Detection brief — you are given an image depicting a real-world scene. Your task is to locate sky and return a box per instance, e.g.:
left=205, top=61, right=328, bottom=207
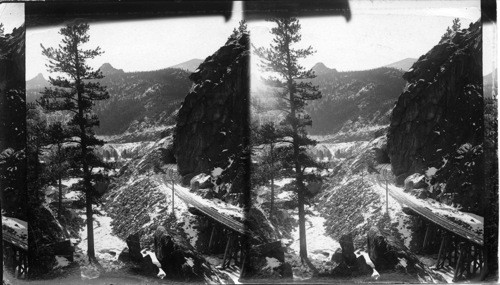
left=250, top=0, right=491, bottom=74
left=23, top=0, right=495, bottom=80
left=26, top=2, right=244, bottom=79
left=0, top=3, right=24, bottom=34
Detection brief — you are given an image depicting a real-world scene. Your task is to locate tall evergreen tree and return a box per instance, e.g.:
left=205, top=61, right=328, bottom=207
left=254, top=17, right=321, bottom=265
left=45, top=122, right=72, bottom=219
left=39, top=22, right=109, bottom=261
left=253, top=121, right=286, bottom=220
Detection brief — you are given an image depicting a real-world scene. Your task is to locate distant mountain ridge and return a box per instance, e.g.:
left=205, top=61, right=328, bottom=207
left=306, top=66, right=407, bottom=137
left=168, top=58, right=204, bottom=72
left=252, top=61, right=408, bottom=139
left=27, top=63, right=193, bottom=141
left=383, top=58, right=418, bottom=71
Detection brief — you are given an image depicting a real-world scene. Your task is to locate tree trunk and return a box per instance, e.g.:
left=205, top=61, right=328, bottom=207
left=58, top=143, right=62, bottom=219
left=58, top=177, right=62, bottom=219
left=269, top=143, right=275, bottom=221
left=85, top=175, right=95, bottom=260
left=75, top=50, right=95, bottom=261
left=283, top=20, right=308, bottom=261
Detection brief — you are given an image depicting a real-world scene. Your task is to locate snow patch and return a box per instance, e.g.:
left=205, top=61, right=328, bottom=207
left=263, top=257, right=281, bottom=270
left=54, top=256, right=70, bottom=269
left=425, top=167, right=438, bottom=178
left=211, top=167, right=223, bottom=178
left=185, top=257, right=195, bottom=267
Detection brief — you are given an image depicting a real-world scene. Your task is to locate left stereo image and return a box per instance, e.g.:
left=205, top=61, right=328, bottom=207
left=0, top=2, right=28, bottom=283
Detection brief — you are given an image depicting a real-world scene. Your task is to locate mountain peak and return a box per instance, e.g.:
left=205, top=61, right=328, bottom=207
left=26, top=73, right=50, bottom=90
left=99, top=63, right=125, bottom=75
left=33, top=73, right=45, bottom=80
left=312, top=62, right=336, bottom=75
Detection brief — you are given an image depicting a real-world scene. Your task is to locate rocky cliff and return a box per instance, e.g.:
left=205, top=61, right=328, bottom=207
left=174, top=30, right=250, bottom=186
left=0, top=25, right=26, bottom=219
left=387, top=21, right=483, bottom=212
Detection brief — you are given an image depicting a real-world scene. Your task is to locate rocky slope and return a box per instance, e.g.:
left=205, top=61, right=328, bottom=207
left=174, top=29, right=250, bottom=187
left=102, top=135, right=230, bottom=282
left=387, top=20, right=483, bottom=213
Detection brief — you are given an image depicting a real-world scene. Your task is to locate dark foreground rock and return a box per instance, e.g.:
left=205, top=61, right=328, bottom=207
left=367, top=227, right=445, bottom=282
left=154, top=226, right=209, bottom=281
left=126, top=233, right=143, bottom=263
left=247, top=241, right=292, bottom=279
left=330, top=234, right=373, bottom=277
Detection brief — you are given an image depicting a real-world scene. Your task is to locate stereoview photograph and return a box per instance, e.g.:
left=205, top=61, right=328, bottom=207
left=0, top=0, right=497, bottom=284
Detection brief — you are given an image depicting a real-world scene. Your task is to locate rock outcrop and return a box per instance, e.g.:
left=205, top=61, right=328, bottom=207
left=154, top=226, right=206, bottom=280
left=104, top=136, right=228, bottom=282
left=330, top=234, right=373, bottom=277
left=387, top=21, right=483, bottom=212
left=174, top=30, right=249, bottom=185
left=367, top=227, right=445, bottom=282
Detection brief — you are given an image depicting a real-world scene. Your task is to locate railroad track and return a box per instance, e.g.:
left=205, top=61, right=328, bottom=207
left=155, top=176, right=249, bottom=236
left=377, top=164, right=483, bottom=246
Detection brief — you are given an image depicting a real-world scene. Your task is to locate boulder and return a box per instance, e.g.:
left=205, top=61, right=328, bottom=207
left=330, top=234, right=373, bottom=277
left=126, top=232, right=143, bottom=263
left=141, top=254, right=160, bottom=276
left=367, top=227, right=399, bottom=271
left=356, top=255, right=374, bottom=275
left=404, top=173, right=427, bottom=191
left=154, top=226, right=175, bottom=274
left=118, top=247, right=131, bottom=263
left=366, top=226, right=446, bottom=282
left=190, top=174, right=213, bottom=191
left=330, top=248, right=343, bottom=264
left=339, top=234, right=357, bottom=266
left=153, top=226, right=206, bottom=280
left=248, top=241, right=290, bottom=278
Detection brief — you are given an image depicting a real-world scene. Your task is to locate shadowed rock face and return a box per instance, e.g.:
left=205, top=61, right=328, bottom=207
left=0, top=26, right=26, bottom=219
left=174, top=31, right=250, bottom=184
left=387, top=21, right=483, bottom=212
left=0, top=25, right=25, bottom=151
left=367, top=227, right=445, bottom=282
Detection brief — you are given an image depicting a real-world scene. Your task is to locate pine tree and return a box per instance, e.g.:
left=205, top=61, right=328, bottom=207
left=45, top=122, right=72, bottom=219
left=441, top=18, right=462, bottom=42
left=253, top=121, right=286, bottom=220
left=39, top=22, right=109, bottom=261
left=254, top=17, right=321, bottom=265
